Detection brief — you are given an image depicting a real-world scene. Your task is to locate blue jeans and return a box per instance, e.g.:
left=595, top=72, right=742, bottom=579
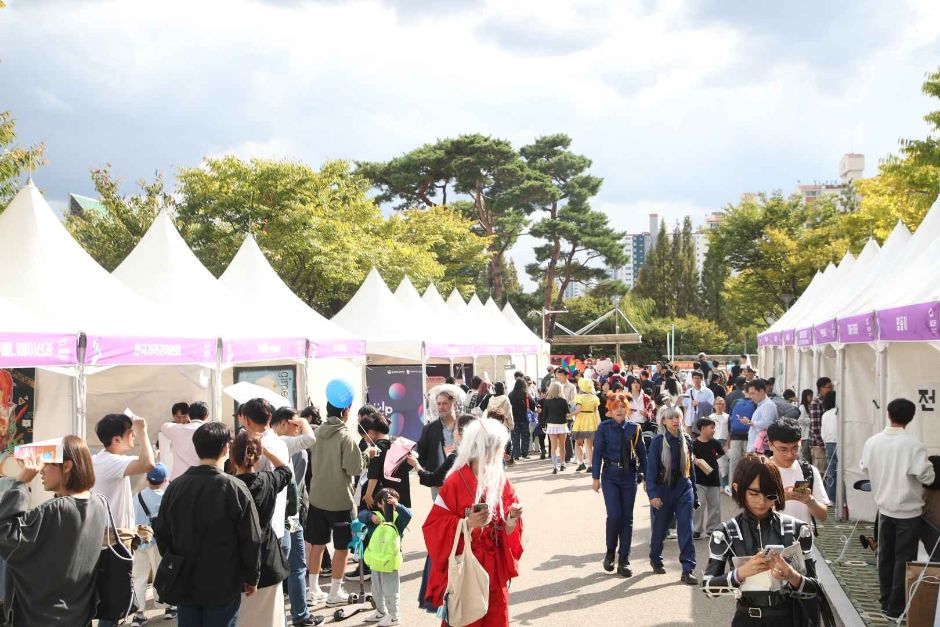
left=284, top=524, right=310, bottom=621
left=177, top=601, right=240, bottom=627
left=824, top=442, right=838, bottom=503
left=601, top=466, right=638, bottom=557
left=649, top=480, right=696, bottom=573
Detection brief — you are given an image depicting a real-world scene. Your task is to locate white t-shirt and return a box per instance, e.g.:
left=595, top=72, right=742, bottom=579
left=821, top=408, right=838, bottom=444
left=91, top=450, right=136, bottom=529
left=710, top=412, right=729, bottom=441
left=160, top=420, right=205, bottom=481
left=776, top=460, right=830, bottom=526
left=257, top=428, right=290, bottom=539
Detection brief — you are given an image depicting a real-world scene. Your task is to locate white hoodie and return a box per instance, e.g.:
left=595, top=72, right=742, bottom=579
left=860, top=426, right=935, bottom=519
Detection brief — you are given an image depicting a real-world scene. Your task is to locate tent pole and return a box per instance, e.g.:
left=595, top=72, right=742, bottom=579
left=492, top=355, right=498, bottom=385
left=835, top=346, right=846, bottom=520
left=301, top=340, right=311, bottom=410
left=421, top=343, right=428, bottom=424
left=74, top=334, right=87, bottom=437
left=449, top=357, right=455, bottom=379
left=211, top=339, right=223, bottom=422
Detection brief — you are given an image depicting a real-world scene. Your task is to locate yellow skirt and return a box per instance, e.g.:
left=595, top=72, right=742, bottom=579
left=571, top=412, right=599, bottom=438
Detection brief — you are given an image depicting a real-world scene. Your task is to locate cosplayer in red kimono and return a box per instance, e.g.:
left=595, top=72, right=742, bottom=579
left=422, top=418, right=524, bottom=626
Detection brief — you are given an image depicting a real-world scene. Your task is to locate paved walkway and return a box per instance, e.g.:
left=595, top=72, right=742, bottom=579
left=133, top=455, right=748, bottom=625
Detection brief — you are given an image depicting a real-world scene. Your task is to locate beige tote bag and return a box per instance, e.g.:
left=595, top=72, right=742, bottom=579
left=445, top=517, right=490, bottom=626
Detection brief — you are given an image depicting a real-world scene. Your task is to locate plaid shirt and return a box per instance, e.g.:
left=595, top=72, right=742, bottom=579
left=809, top=395, right=825, bottom=447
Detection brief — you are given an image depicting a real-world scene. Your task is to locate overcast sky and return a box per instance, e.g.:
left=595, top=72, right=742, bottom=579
left=2, top=0, right=939, bottom=287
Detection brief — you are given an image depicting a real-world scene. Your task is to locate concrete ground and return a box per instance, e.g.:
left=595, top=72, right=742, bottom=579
left=133, top=452, right=739, bottom=625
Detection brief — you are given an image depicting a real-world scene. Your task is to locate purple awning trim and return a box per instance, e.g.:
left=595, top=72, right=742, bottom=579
left=814, top=319, right=838, bottom=344
left=796, top=327, right=815, bottom=347
left=223, top=338, right=306, bottom=363
left=309, top=339, right=367, bottom=359
left=876, top=301, right=940, bottom=342
left=0, top=332, right=78, bottom=367
left=837, top=312, right=877, bottom=344
left=86, top=335, right=217, bottom=365
left=781, top=329, right=795, bottom=346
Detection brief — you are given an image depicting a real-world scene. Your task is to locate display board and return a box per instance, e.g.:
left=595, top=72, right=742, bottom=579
left=366, top=365, right=425, bottom=441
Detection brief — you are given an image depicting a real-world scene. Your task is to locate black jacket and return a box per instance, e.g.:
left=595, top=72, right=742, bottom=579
left=702, top=511, right=820, bottom=624
left=155, top=465, right=262, bottom=605
left=236, top=466, right=292, bottom=587
left=417, top=452, right=457, bottom=489
left=416, top=418, right=449, bottom=474
left=509, top=392, right=528, bottom=427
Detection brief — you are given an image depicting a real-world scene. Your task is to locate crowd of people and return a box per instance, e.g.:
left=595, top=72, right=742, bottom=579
left=0, top=351, right=936, bottom=626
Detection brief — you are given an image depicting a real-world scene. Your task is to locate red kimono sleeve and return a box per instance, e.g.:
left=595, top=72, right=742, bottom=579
left=421, top=473, right=465, bottom=607
left=499, top=480, right=523, bottom=579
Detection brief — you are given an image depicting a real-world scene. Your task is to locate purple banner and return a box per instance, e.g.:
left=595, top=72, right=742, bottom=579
left=86, top=336, right=217, bottom=365
left=814, top=319, right=838, bottom=344
left=796, top=327, right=815, bottom=347
left=876, top=301, right=940, bottom=342
left=308, top=339, right=367, bottom=359
left=838, top=312, right=877, bottom=344
left=782, top=329, right=795, bottom=346
left=0, top=333, right=78, bottom=367
left=425, top=343, right=477, bottom=358
left=223, top=338, right=307, bottom=364
left=770, top=331, right=782, bottom=346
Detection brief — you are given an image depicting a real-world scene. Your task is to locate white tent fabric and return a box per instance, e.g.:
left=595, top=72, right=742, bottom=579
left=0, top=183, right=212, bottom=366
left=332, top=269, right=425, bottom=361
left=833, top=221, right=912, bottom=322
left=219, top=235, right=366, bottom=359
left=0, top=296, right=78, bottom=367
left=394, top=277, right=475, bottom=359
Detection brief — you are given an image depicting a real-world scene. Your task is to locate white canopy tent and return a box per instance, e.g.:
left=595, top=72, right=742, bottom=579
left=219, top=235, right=367, bottom=413
left=757, top=190, right=940, bottom=522
left=501, top=301, right=551, bottom=379
left=0, top=183, right=218, bottom=446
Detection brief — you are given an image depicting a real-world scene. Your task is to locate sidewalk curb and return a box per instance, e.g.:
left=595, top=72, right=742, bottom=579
left=815, top=547, right=866, bottom=627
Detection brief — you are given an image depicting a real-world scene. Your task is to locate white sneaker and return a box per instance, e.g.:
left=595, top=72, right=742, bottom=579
left=378, top=616, right=400, bottom=626
left=365, top=611, right=387, bottom=623
left=307, top=589, right=328, bottom=605
left=326, top=588, right=350, bottom=606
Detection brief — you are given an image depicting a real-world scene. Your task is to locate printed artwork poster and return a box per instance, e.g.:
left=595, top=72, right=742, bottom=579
left=366, top=366, right=425, bottom=442
left=234, top=365, right=297, bottom=415
left=0, top=368, right=36, bottom=460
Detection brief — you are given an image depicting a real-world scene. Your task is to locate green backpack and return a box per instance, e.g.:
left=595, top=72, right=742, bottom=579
left=364, top=511, right=402, bottom=573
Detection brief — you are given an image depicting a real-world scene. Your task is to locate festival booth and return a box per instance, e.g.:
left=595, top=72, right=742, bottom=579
left=501, top=301, right=552, bottom=380
left=758, top=190, right=940, bottom=522
left=218, top=235, right=367, bottom=416
left=0, top=183, right=219, bottom=502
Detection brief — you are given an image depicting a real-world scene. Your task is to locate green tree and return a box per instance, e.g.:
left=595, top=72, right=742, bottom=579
left=897, top=66, right=940, bottom=170
left=358, top=134, right=550, bottom=300
left=65, top=165, right=172, bottom=271
left=521, top=134, right=626, bottom=339
left=634, top=221, right=675, bottom=317
left=0, top=111, right=45, bottom=206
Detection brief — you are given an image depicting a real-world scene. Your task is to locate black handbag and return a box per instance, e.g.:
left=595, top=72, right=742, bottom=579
left=95, top=495, right=139, bottom=622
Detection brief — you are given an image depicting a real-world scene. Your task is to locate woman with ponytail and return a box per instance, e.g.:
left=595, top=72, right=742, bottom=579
left=229, top=431, right=312, bottom=625
left=646, top=406, right=699, bottom=585
left=422, top=419, right=524, bottom=626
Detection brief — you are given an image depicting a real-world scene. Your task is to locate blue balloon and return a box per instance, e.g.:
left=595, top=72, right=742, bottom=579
left=326, top=378, right=354, bottom=409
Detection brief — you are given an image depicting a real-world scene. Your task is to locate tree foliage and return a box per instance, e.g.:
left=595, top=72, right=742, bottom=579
left=634, top=218, right=700, bottom=319
left=521, top=134, right=627, bottom=338
left=67, top=157, right=488, bottom=316
left=357, top=134, right=551, bottom=300
left=65, top=165, right=172, bottom=271
left=0, top=111, right=45, bottom=206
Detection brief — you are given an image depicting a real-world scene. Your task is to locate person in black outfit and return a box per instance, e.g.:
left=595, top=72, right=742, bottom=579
left=155, top=422, right=263, bottom=626
left=708, top=372, right=727, bottom=400
left=415, top=392, right=458, bottom=491
left=508, top=378, right=531, bottom=459
left=542, top=381, right=572, bottom=474
left=361, top=414, right=413, bottom=509
left=702, top=454, right=820, bottom=626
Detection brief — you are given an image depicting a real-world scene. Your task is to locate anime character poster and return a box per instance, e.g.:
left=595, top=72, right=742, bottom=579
left=0, top=368, right=35, bottom=459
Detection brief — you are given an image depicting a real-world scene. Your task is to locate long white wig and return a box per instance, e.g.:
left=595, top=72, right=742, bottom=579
left=448, top=417, right=511, bottom=517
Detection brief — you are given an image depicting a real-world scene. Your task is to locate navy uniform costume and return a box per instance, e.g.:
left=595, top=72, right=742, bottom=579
left=702, top=511, right=820, bottom=626
left=592, top=419, right=647, bottom=573
left=646, top=430, right=698, bottom=575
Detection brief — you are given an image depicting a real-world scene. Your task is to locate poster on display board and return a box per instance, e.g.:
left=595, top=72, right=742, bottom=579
left=0, top=368, right=35, bottom=465
left=234, top=365, right=297, bottom=415
left=366, top=366, right=425, bottom=442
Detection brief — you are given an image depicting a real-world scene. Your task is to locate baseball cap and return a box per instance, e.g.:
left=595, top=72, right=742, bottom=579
left=147, top=463, right=168, bottom=484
